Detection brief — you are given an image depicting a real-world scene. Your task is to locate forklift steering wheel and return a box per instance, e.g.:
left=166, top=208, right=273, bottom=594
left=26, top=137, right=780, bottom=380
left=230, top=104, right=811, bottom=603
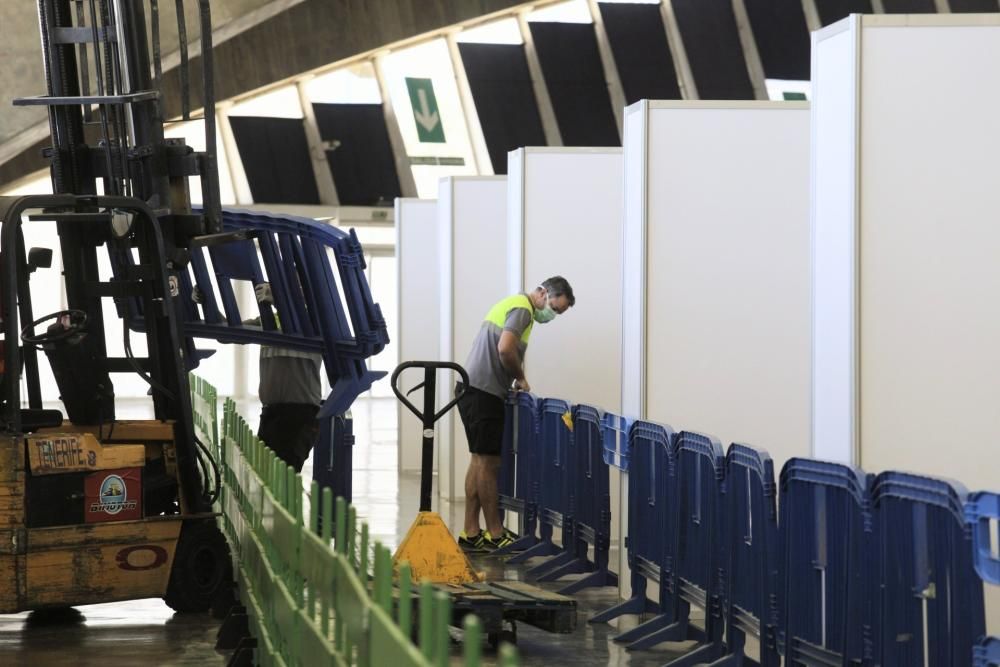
left=20, top=309, right=89, bottom=347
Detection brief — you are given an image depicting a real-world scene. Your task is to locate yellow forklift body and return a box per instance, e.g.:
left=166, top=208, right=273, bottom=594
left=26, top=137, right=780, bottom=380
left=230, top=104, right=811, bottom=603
left=20, top=518, right=182, bottom=611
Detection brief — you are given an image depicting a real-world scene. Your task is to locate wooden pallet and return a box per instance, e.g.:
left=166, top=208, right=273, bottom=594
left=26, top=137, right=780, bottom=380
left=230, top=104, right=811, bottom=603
left=436, top=580, right=577, bottom=635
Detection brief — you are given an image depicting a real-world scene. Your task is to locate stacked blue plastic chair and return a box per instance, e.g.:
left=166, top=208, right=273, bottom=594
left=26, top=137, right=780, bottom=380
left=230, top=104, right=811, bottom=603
left=975, top=638, right=1000, bottom=666
left=174, top=208, right=388, bottom=502
left=779, top=459, right=874, bottom=666
left=543, top=404, right=618, bottom=594
left=872, top=472, right=984, bottom=666
left=705, top=444, right=780, bottom=667
left=624, top=431, right=726, bottom=662
left=495, top=391, right=540, bottom=555
left=969, top=490, right=1000, bottom=666
left=601, top=413, right=632, bottom=472
left=588, top=414, right=657, bottom=626
left=606, top=420, right=677, bottom=640
left=510, top=398, right=574, bottom=568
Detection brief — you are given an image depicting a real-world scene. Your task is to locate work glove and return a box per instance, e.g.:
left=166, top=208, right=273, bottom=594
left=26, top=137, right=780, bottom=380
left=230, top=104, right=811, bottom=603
left=254, top=282, right=274, bottom=305
left=191, top=285, right=204, bottom=304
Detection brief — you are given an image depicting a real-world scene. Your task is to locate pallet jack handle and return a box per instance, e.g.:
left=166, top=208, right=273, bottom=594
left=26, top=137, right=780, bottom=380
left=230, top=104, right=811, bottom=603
left=391, top=361, right=469, bottom=512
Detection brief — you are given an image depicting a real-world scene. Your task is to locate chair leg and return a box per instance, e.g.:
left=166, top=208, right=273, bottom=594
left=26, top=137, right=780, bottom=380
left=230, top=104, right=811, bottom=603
left=662, top=640, right=726, bottom=667
left=558, top=567, right=617, bottom=595
left=536, top=557, right=591, bottom=582
left=613, top=613, right=672, bottom=644
left=525, top=550, right=575, bottom=577
left=588, top=592, right=655, bottom=624
left=507, top=538, right=558, bottom=564
left=624, top=619, right=689, bottom=651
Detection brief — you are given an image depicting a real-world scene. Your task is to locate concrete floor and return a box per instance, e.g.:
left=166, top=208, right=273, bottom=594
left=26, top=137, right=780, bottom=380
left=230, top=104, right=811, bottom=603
left=0, top=396, right=695, bottom=666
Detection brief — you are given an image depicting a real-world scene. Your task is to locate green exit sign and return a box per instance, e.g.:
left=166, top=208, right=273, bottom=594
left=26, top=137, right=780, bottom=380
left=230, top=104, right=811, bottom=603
left=405, top=77, right=446, bottom=143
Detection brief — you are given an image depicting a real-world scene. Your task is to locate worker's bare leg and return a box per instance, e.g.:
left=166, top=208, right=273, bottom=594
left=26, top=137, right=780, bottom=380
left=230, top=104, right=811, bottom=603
left=464, top=454, right=482, bottom=536
left=478, top=454, right=503, bottom=536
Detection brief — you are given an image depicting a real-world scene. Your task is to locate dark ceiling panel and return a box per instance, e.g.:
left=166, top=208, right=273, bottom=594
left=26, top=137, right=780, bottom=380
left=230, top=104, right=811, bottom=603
left=671, top=0, right=754, bottom=99
left=457, top=42, right=547, bottom=174
left=815, top=0, right=873, bottom=26
left=949, top=0, right=999, bottom=11
left=744, top=0, right=811, bottom=81
left=312, top=103, right=401, bottom=206
left=881, top=0, right=936, bottom=11
left=598, top=2, right=681, bottom=104
left=528, top=21, right=621, bottom=146
left=228, top=116, right=320, bottom=205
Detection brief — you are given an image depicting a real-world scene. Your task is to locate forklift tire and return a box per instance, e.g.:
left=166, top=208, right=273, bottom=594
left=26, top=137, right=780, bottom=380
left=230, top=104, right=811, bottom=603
left=164, top=520, right=233, bottom=613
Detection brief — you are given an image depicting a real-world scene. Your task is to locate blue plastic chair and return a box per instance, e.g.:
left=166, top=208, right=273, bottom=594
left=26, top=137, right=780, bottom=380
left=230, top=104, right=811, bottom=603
left=509, top=398, right=574, bottom=567
left=873, top=471, right=984, bottom=667
left=545, top=404, right=618, bottom=594
left=628, top=431, right=726, bottom=662
left=974, top=637, right=1000, bottom=666
left=180, top=208, right=388, bottom=417
left=705, top=444, right=780, bottom=667
left=779, top=459, right=874, bottom=666
left=162, top=208, right=388, bottom=502
left=494, top=391, right=541, bottom=555
left=967, top=491, right=1000, bottom=587
left=592, top=420, right=673, bottom=627
left=602, top=412, right=632, bottom=472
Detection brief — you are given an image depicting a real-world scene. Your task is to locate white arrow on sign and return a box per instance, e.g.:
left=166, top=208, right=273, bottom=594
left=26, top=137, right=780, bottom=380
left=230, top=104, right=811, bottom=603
left=414, top=89, right=440, bottom=133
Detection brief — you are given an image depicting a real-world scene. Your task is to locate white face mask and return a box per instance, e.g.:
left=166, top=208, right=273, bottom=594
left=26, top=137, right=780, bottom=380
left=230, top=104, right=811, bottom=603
left=533, top=289, right=557, bottom=324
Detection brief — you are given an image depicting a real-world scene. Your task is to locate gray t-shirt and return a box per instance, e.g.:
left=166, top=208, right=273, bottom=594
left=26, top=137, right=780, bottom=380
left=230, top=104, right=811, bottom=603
left=465, top=304, right=533, bottom=398
left=259, top=346, right=323, bottom=406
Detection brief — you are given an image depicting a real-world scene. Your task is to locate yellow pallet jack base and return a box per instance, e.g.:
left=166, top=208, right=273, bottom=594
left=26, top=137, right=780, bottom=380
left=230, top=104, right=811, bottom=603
left=393, top=511, right=482, bottom=584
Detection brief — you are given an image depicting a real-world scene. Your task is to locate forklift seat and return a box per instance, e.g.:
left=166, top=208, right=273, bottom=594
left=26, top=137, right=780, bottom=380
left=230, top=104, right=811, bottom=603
left=20, top=409, right=63, bottom=432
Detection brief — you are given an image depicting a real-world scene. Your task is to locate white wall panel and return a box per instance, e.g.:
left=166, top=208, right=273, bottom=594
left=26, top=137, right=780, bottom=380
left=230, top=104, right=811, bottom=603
left=637, top=101, right=811, bottom=471
left=811, top=15, right=1000, bottom=631
left=395, top=198, right=438, bottom=472
left=437, top=176, right=508, bottom=502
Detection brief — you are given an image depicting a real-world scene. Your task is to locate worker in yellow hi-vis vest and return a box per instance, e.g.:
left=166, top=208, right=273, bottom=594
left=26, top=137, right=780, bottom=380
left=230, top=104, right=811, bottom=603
left=456, top=276, right=575, bottom=552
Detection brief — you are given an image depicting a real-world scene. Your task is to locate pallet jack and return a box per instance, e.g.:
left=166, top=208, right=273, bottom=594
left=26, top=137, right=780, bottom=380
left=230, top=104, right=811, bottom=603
left=391, top=361, right=577, bottom=648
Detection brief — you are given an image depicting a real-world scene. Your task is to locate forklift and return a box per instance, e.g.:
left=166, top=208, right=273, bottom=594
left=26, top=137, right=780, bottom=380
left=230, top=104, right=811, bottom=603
left=0, top=0, right=386, bottom=614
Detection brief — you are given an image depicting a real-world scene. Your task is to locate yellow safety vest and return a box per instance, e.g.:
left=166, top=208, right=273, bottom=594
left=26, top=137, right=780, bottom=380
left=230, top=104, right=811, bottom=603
left=484, top=293, right=534, bottom=344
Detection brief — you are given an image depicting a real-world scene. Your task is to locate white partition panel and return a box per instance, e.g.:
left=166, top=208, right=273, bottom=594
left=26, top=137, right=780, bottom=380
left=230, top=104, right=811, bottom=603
left=812, top=15, right=1000, bottom=631
left=813, top=14, right=1000, bottom=484
left=506, top=147, right=624, bottom=410
left=395, top=198, right=438, bottom=472
left=624, top=99, right=811, bottom=466
left=621, top=100, right=811, bottom=600
left=810, top=19, right=859, bottom=465
left=437, top=176, right=508, bottom=502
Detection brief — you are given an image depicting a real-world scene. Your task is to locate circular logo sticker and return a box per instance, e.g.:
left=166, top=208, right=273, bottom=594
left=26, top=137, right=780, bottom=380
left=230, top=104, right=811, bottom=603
left=99, top=474, right=127, bottom=515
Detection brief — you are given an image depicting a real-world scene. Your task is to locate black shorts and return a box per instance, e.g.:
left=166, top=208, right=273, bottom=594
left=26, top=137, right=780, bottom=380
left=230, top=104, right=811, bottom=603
left=456, top=383, right=505, bottom=456
left=258, top=403, right=320, bottom=472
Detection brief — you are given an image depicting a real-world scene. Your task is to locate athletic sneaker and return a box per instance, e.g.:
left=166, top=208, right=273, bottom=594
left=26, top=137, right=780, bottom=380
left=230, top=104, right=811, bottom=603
left=457, top=531, right=490, bottom=552
left=482, top=528, right=516, bottom=550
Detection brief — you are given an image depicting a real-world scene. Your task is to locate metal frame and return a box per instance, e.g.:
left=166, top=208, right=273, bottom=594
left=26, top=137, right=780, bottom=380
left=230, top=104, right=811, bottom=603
left=586, top=0, right=627, bottom=137
left=516, top=11, right=563, bottom=147
left=296, top=80, right=341, bottom=206
left=658, top=1, right=699, bottom=100
left=445, top=33, right=494, bottom=175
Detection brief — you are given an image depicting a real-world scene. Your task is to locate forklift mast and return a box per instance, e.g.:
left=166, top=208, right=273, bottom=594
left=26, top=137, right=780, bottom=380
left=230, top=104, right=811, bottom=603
left=3, top=0, right=388, bottom=514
